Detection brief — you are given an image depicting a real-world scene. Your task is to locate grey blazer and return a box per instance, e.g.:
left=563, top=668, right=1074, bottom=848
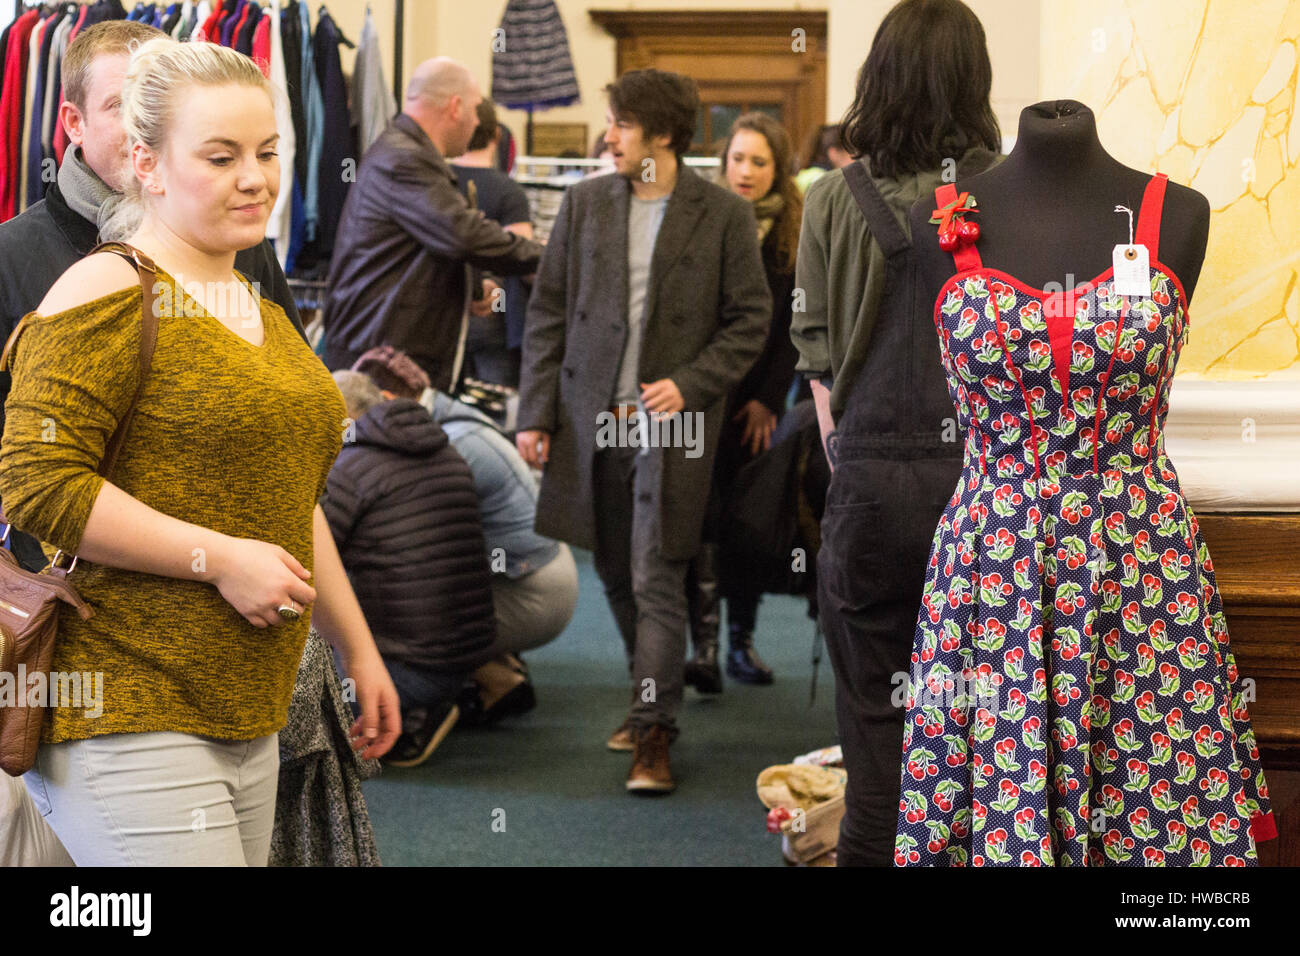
left=517, top=166, right=772, bottom=560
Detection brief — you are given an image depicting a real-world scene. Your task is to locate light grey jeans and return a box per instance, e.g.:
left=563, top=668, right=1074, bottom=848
left=24, top=731, right=279, bottom=866
left=492, top=543, right=579, bottom=655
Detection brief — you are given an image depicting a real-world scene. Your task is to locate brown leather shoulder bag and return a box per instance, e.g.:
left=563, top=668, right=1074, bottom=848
left=0, top=242, right=160, bottom=775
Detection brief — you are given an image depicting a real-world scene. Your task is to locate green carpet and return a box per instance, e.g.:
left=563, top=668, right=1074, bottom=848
left=362, top=548, right=838, bottom=866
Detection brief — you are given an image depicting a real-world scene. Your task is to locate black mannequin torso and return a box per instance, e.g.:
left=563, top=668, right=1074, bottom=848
left=909, top=101, right=1210, bottom=311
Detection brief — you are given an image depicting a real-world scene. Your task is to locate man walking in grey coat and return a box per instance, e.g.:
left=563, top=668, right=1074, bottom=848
left=516, top=69, right=771, bottom=794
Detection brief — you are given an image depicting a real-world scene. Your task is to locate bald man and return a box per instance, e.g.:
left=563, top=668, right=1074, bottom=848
left=322, top=58, right=543, bottom=391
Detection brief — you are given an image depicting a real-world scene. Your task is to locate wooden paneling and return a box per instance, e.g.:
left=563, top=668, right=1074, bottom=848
left=1196, top=513, right=1300, bottom=865
left=589, top=10, right=827, bottom=164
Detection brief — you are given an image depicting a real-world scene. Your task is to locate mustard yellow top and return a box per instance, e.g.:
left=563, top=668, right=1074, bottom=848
left=0, top=268, right=346, bottom=743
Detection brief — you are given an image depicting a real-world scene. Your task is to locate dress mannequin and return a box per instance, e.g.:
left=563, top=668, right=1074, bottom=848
left=890, top=100, right=1275, bottom=867
left=908, top=100, right=1210, bottom=305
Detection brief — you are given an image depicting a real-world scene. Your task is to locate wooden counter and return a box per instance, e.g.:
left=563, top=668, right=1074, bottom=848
left=1196, top=513, right=1300, bottom=866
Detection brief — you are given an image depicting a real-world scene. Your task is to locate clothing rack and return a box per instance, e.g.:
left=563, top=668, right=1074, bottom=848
left=513, top=155, right=720, bottom=242
left=13, top=0, right=80, bottom=18
left=12, top=0, right=403, bottom=86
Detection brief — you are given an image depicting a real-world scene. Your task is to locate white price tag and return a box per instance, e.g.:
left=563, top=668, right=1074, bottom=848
left=1112, top=243, right=1150, bottom=297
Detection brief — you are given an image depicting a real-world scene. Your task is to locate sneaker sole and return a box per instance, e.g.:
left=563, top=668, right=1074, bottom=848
left=607, top=737, right=635, bottom=753
left=482, top=680, right=536, bottom=724
left=626, top=778, right=676, bottom=794
left=384, top=704, right=460, bottom=768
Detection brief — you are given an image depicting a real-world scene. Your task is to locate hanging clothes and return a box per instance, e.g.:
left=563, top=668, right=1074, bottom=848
left=286, top=175, right=305, bottom=274
left=265, top=0, right=296, bottom=268
left=491, top=0, right=580, bottom=112
left=0, top=21, right=11, bottom=117
left=198, top=0, right=224, bottom=41
left=161, top=2, right=182, bottom=34
left=251, top=6, right=270, bottom=71
left=220, top=0, right=245, bottom=47
left=213, top=0, right=235, bottom=43
left=351, top=5, right=394, bottom=156
left=181, top=2, right=204, bottom=40
left=231, top=0, right=255, bottom=52
left=19, top=7, right=57, bottom=216
left=52, top=2, right=92, bottom=168
left=311, top=5, right=352, bottom=258
left=0, top=0, right=135, bottom=224
left=235, top=1, right=261, bottom=55
left=280, top=2, right=306, bottom=189
left=296, top=0, right=324, bottom=243
left=0, top=8, right=42, bottom=224
left=39, top=11, right=77, bottom=202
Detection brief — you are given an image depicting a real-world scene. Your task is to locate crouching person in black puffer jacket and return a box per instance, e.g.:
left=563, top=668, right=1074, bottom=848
left=325, top=371, right=499, bottom=767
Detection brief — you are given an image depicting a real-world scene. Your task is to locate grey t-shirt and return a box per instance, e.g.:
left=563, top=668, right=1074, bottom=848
left=614, top=193, right=670, bottom=405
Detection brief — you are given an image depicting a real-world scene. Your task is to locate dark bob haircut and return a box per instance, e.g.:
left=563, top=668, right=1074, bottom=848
left=840, top=0, right=1000, bottom=179
left=604, top=69, right=700, bottom=158
left=467, top=98, right=499, bottom=153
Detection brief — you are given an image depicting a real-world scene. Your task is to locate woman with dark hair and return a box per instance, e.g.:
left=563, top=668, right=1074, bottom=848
left=683, top=112, right=802, bottom=690
left=790, top=0, right=1001, bottom=865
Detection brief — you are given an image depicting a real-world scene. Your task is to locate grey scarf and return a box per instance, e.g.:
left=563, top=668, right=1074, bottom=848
left=56, top=147, right=143, bottom=243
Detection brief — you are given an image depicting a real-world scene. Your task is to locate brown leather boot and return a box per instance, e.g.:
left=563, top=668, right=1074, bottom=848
left=626, top=725, right=675, bottom=794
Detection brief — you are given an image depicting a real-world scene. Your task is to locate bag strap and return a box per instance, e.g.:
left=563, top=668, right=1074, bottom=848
left=86, top=241, right=160, bottom=480
left=841, top=159, right=910, bottom=259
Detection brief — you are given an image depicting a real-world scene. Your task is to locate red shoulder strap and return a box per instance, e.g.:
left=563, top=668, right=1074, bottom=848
left=934, top=183, right=982, bottom=273
left=1134, top=173, right=1168, bottom=260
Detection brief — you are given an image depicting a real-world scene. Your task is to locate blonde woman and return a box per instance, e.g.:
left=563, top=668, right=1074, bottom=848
left=0, top=37, right=399, bottom=866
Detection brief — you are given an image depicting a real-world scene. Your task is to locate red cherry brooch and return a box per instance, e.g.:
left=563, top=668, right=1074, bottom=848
left=930, top=192, right=980, bottom=252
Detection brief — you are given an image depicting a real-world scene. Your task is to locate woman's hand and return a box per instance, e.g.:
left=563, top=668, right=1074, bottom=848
left=344, top=651, right=402, bottom=760
left=733, top=399, right=777, bottom=456
left=210, top=536, right=316, bottom=628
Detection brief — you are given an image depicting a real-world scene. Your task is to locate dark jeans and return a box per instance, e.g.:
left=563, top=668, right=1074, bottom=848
left=383, top=658, right=469, bottom=717
left=816, top=456, right=955, bottom=866
left=592, top=445, right=690, bottom=738
left=725, top=588, right=761, bottom=635
left=464, top=312, right=520, bottom=387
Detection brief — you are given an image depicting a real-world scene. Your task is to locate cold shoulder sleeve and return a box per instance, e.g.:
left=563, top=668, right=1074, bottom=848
left=0, top=288, right=143, bottom=553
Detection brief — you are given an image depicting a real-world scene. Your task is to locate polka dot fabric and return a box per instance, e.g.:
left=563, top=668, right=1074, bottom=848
left=894, top=176, right=1274, bottom=867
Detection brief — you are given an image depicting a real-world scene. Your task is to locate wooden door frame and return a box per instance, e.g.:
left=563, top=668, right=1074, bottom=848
left=590, top=10, right=828, bottom=165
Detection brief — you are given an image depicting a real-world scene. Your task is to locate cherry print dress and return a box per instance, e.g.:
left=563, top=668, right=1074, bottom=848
left=894, top=174, right=1275, bottom=867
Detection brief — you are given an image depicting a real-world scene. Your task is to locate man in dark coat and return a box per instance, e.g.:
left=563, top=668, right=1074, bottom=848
left=0, top=19, right=307, bottom=574
left=321, top=57, right=543, bottom=392
left=516, top=69, right=771, bottom=794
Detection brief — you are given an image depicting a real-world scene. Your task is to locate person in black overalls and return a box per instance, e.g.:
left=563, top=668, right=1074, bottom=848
left=801, top=0, right=1002, bottom=866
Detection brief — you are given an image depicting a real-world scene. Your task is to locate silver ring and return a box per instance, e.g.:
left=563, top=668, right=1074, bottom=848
left=277, top=602, right=300, bottom=622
